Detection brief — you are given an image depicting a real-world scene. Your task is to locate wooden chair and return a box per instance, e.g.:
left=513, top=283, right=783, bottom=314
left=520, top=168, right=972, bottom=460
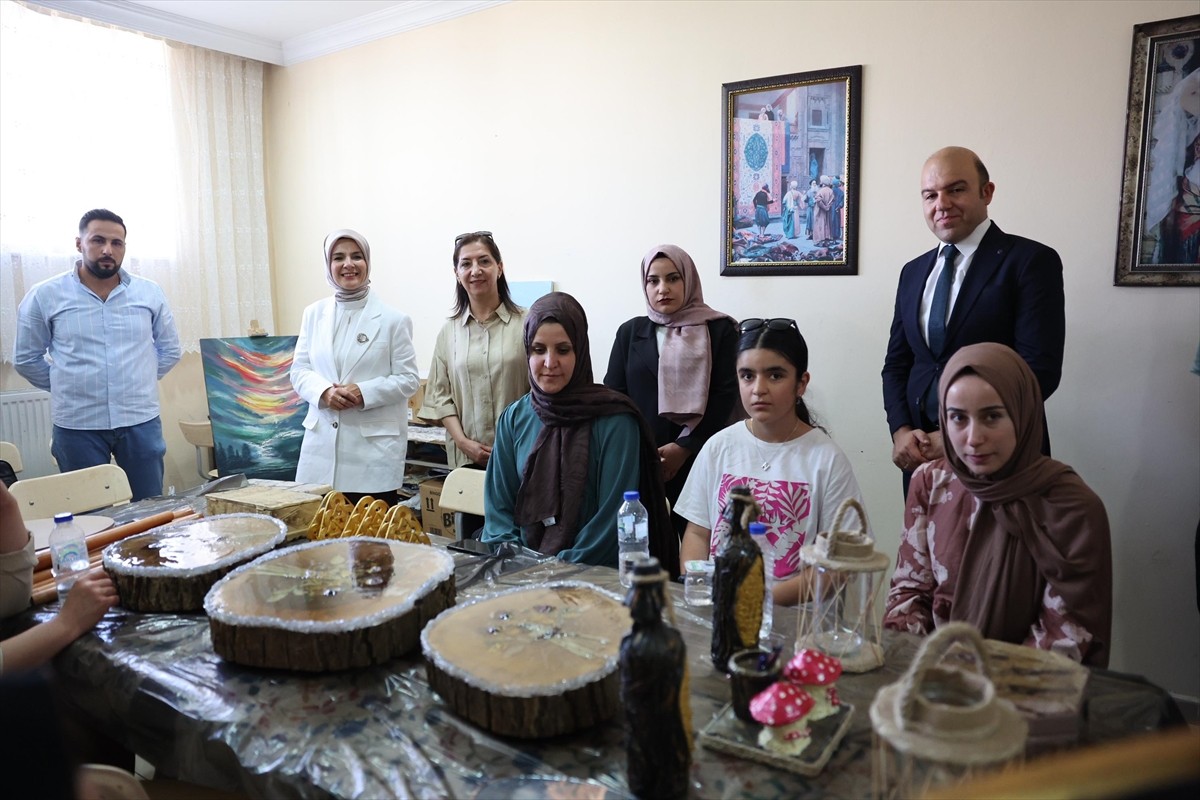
left=9, top=463, right=132, bottom=518
left=438, top=467, right=486, bottom=540
left=0, top=441, right=23, bottom=473
left=178, top=420, right=218, bottom=481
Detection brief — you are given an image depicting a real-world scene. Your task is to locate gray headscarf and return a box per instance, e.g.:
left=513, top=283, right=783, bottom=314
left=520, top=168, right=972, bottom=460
left=323, top=229, right=371, bottom=303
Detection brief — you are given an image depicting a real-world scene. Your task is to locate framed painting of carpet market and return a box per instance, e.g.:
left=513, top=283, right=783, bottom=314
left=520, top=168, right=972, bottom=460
left=1114, top=15, right=1200, bottom=286
left=721, top=64, right=862, bottom=277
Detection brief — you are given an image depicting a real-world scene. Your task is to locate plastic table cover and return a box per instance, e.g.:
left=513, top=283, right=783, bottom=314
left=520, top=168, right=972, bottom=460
left=34, top=547, right=1184, bottom=800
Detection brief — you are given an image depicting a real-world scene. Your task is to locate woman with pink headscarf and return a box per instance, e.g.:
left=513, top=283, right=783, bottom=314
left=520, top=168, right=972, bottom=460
left=605, top=245, right=740, bottom=539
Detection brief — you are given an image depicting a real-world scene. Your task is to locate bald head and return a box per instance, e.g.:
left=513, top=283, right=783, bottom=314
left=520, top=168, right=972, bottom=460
left=920, top=146, right=994, bottom=244
left=925, top=146, right=990, bottom=187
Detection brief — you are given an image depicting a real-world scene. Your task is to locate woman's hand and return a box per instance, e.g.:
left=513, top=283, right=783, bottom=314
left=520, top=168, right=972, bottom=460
left=458, top=438, right=493, bottom=467
left=58, top=569, right=118, bottom=638
left=658, top=443, right=691, bottom=483
left=322, top=383, right=364, bottom=411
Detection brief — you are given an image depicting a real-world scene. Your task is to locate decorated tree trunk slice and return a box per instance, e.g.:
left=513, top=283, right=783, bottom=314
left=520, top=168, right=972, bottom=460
left=103, top=513, right=288, bottom=612
left=205, top=537, right=455, bottom=672
left=421, top=581, right=630, bottom=738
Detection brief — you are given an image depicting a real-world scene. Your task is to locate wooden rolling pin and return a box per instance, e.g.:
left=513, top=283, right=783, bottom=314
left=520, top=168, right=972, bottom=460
left=31, top=509, right=198, bottom=605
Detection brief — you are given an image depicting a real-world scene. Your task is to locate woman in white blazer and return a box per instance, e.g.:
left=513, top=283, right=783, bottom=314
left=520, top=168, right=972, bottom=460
left=290, top=229, right=420, bottom=504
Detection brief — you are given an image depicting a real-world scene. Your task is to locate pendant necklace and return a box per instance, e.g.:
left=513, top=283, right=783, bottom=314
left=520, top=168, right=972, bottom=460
left=750, top=417, right=802, bottom=470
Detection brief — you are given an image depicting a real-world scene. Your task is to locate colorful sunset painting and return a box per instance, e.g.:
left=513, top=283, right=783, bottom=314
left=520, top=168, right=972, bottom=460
left=199, top=336, right=307, bottom=480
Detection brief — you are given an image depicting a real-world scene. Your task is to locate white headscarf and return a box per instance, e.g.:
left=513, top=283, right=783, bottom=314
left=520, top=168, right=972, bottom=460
left=323, top=229, right=371, bottom=303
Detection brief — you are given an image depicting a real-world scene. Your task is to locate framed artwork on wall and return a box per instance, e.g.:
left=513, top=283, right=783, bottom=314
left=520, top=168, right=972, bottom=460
left=1114, top=14, right=1200, bottom=286
left=720, top=65, right=862, bottom=277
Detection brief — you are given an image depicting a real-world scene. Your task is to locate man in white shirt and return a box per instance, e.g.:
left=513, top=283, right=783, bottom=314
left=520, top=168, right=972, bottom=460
left=14, top=209, right=181, bottom=500
left=881, top=147, right=1065, bottom=496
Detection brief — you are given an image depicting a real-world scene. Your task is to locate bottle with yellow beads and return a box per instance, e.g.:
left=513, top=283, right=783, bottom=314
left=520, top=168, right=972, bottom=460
left=711, top=485, right=765, bottom=673
left=620, top=555, right=692, bottom=799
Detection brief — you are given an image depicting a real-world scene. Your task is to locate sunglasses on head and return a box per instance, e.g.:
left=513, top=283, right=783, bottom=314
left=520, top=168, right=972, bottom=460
left=738, top=318, right=798, bottom=335
left=454, top=230, right=493, bottom=245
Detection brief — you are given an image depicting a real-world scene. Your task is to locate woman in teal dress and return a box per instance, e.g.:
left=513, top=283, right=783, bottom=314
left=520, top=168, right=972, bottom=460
left=483, top=292, right=677, bottom=575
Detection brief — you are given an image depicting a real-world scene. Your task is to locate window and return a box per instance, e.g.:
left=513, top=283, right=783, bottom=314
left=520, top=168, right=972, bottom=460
left=1, top=1, right=271, bottom=359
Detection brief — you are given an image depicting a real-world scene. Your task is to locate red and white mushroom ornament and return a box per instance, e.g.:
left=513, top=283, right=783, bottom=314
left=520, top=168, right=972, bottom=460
left=783, top=648, right=843, bottom=721
left=749, top=681, right=815, bottom=756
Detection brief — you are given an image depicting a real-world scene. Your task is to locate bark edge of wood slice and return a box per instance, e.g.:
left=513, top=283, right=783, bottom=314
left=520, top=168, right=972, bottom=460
left=102, top=513, right=288, bottom=613
left=420, top=580, right=630, bottom=738
left=206, top=536, right=456, bottom=672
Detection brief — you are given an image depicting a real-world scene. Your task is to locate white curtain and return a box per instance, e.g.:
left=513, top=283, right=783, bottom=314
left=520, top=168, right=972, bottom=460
left=0, top=1, right=272, bottom=361
left=165, top=43, right=273, bottom=349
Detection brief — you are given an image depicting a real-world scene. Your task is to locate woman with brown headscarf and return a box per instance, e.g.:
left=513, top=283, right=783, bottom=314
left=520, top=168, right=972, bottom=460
left=884, top=343, right=1111, bottom=666
left=483, top=293, right=677, bottom=577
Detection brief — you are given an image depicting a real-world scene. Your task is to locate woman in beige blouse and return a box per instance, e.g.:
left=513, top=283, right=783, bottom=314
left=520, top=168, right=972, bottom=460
left=419, top=232, right=529, bottom=469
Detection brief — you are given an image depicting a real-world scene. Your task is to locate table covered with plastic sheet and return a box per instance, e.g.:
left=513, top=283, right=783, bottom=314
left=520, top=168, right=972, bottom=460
left=39, top=548, right=1185, bottom=800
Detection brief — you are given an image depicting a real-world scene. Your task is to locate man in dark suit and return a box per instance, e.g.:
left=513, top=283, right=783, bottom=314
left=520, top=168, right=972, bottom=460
left=882, top=146, right=1065, bottom=495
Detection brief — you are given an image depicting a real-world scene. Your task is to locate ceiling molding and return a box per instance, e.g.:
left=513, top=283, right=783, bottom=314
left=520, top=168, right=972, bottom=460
left=26, top=0, right=285, bottom=64
left=281, top=0, right=508, bottom=66
left=24, top=0, right=510, bottom=67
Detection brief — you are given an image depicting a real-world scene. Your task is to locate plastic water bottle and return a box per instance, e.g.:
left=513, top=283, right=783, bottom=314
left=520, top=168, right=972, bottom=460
left=49, top=512, right=90, bottom=597
left=617, top=491, right=650, bottom=588
left=749, top=522, right=774, bottom=640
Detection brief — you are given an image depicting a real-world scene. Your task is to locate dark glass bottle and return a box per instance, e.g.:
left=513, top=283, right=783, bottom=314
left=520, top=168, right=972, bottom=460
left=711, top=486, right=765, bottom=672
left=620, top=557, right=692, bottom=799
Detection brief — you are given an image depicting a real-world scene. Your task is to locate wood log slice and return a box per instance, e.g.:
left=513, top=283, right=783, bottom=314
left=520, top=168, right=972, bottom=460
left=421, top=581, right=631, bottom=738
left=103, top=513, right=287, bottom=612
left=205, top=537, right=455, bottom=672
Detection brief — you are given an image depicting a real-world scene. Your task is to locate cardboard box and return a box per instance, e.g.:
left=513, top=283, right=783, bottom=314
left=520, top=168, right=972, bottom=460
left=206, top=486, right=323, bottom=540
left=420, top=478, right=456, bottom=538
left=407, top=379, right=427, bottom=422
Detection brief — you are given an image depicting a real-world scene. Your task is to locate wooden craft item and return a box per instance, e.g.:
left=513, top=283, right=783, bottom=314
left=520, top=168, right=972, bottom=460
left=103, top=513, right=287, bottom=612
left=870, top=623, right=1027, bottom=764
left=31, top=510, right=197, bottom=605
left=206, top=486, right=323, bottom=540
left=35, top=509, right=184, bottom=574
left=307, top=491, right=429, bottom=544
left=421, top=581, right=631, bottom=738
left=979, top=639, right=1088, bottom=750
left=206, top=537, right=455, bottom=672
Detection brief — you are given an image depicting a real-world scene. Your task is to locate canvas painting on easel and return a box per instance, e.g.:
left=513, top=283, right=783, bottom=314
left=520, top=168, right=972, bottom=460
left=199, top=336, right=307, bottom=480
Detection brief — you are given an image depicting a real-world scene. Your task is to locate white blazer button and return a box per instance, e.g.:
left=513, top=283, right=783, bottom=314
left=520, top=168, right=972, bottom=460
left=332, top=421, right=339, bottom=429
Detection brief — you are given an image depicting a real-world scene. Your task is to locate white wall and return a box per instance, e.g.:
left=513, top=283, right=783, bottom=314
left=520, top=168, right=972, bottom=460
left=263, top=0, right=1200, bottom=697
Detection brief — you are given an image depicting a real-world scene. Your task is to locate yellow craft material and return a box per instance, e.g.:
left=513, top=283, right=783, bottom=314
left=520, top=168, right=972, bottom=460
left=307, top=491, right=430, bottom=544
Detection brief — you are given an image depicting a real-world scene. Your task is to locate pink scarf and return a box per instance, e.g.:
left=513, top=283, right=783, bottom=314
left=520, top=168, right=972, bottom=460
left=641, top=245, right=734, bottom=436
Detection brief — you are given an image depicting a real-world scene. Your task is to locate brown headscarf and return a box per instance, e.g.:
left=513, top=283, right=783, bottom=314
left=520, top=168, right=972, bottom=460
left=513, top=292, right=679, bottom=577
left=940, top=343, right=1112, bottom=665
left=323, top=229, right=371, bottom=303
left=641, top=245, right=734, bottom=436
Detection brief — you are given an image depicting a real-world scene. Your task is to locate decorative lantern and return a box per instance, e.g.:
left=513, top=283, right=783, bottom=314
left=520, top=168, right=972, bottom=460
left=870, top=623, right=1027, bottom=800
left=796, top=498, right=889, bottom=672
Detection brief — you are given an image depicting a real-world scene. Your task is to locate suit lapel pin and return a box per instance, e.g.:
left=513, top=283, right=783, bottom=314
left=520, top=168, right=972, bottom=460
left=356, top=333, right=368, bottom=344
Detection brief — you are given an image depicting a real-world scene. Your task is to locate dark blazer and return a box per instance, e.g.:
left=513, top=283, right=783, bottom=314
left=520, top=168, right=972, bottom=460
left=882, top=222, right=1065, bottom=436
left=604, top=316, right=740, bottom=504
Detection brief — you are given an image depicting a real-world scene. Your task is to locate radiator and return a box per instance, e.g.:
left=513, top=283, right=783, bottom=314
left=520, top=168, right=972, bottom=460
left=0, top=389, right=54, bottom=479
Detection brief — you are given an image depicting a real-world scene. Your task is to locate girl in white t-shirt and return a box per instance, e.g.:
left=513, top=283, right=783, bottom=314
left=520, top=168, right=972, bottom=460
left=676, top=318, right=869, bottom=605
